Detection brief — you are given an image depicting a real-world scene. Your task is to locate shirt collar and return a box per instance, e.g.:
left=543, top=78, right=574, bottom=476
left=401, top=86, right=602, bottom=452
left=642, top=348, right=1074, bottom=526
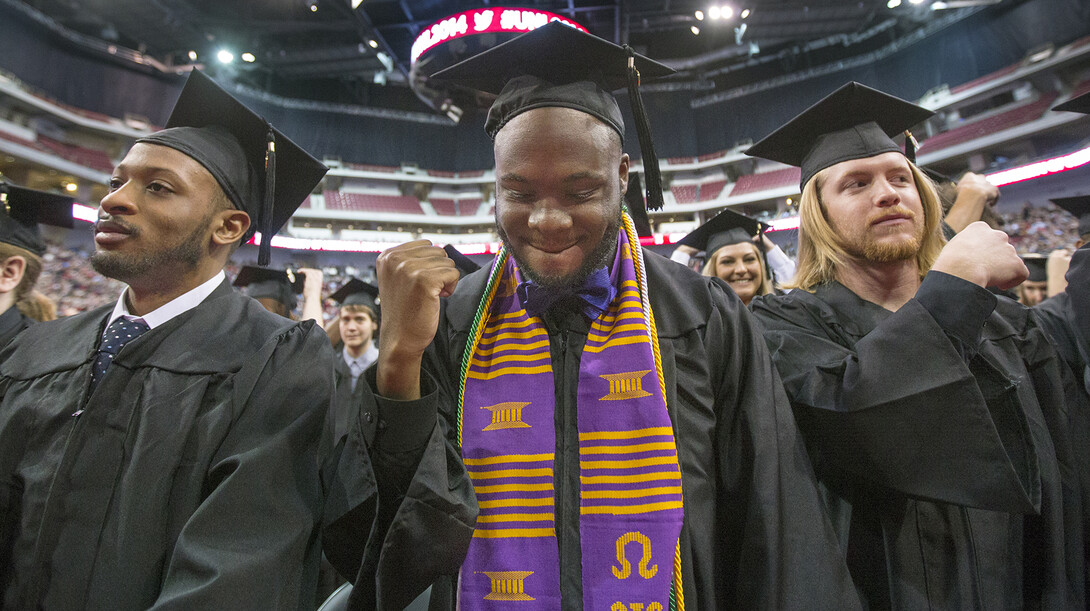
left=342, top=342, right=378, bottom=368
left=107, top=270, right=225, bottom=330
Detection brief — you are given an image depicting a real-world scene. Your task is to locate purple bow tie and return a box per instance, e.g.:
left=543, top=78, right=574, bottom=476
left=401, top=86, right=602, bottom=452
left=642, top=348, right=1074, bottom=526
left=517, top=266, right=616, bottom=319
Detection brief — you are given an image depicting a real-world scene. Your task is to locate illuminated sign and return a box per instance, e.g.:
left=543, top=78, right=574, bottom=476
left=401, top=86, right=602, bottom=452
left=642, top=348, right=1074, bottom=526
left=985, top=144, right=1090, bottom=187
left=411, top=8, right=587, bottom=64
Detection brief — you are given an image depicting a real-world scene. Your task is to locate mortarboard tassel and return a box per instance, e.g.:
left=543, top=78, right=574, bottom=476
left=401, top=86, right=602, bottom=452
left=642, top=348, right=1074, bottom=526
left=904, top=130, right=919, bottom=165
left=259, top=127, right=276, bottom=266
left=625, top=46, right=665, bottom=212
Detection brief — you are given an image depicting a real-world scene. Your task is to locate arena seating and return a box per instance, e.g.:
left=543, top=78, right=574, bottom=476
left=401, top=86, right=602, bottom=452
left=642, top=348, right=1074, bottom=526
left=429, top=198, right=458, bottom=215
left=729, top=167, right=801, bottom=196
left=670, top=184, right=699, bottom=204
left=36, top=136, right=114, bottom=173
left=666, top=156, right=696, bottom=165
left=323, top=190, right=424, bottom=214
left=950, top=62, right=1022, bottom=95
left=697, top=150, right=728, bottom=162
left=919, top=92, right=1059, bottom=153
left=699, top=179, right=728, bottom=201
left=344, top=162, right=398, bottom=173
left=457, top=198, right=483, bottom=216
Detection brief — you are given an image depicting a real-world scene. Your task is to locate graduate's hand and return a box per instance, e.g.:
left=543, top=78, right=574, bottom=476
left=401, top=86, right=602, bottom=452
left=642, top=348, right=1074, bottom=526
left=933, top=221, right=1028, bottom=290
left=956, top=172, right=999, bottom=207
left=299, top=267, right=324, bottom=298
left=374, top=240, right=460, bottom=400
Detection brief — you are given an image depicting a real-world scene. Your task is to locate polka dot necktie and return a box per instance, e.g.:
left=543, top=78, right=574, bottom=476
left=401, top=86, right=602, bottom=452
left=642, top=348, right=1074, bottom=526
left=88, top=317, right=149, bottom=395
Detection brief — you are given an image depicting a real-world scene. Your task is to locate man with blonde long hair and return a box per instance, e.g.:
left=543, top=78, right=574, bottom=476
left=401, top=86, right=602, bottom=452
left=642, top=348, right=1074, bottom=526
left=748, top=82, right=1089, bottom=609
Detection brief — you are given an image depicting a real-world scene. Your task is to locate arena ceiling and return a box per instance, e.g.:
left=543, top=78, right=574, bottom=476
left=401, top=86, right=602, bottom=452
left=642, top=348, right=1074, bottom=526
left=17, top=0, right=1006, bottom=111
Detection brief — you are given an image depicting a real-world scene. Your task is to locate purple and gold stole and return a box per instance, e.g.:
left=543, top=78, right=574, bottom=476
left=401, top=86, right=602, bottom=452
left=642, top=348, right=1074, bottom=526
left=457, top=213, right=685, bottom=610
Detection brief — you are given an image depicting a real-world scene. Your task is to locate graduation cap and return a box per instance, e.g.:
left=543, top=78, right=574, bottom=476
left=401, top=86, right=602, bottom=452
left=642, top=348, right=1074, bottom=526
left=676, top=208, right=769, bottom=260
left=233, top=265, right=304, bottom=311
left=0, top=183, right=75, bottom=256
left=330, top=278, right=380, bottom=313
left=1053, top=90, right=1090, bottom=114
left=1021, top=254, right=1048, bottom=283
left=745, top=82, right=935, bottom=191
left=432, top=21, right=675, bottom=212
left=136, top=70, right=328, bottom=266
left=1051, top=195, right=1090, bottom=237
left=443, top=244, right=482, bottom=277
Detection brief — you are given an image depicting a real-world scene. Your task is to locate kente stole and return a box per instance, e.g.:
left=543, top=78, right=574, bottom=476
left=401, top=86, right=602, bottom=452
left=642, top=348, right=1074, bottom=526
left=458, top=214, right=685, bottom=610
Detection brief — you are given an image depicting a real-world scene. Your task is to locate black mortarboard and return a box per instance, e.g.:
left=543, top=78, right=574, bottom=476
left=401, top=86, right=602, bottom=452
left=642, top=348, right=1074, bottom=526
left=745, top=82, right=935, bottom=190
left=330, top=278, right=380, bottom=312
left=137, top=70, right=327, bottom=266
left=1053, top=90, right=1090, bottom=114
left=443, top=244, right=482, bottom=277
left=233, top=265, right=304, bottom=311
left=1021, top=254, right=1048, bottom=283
left=1051, top=196, right=1090, bottom=237
left=676, top=208, right=768, bottom=259
left=0, top=183, right=75, bottom=256
left=432, top=21, right=675, bottom=211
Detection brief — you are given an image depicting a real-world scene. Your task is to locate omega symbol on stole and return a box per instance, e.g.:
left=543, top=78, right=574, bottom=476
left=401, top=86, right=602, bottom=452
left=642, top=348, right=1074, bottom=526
left=611, top=532, right=663, bottom=610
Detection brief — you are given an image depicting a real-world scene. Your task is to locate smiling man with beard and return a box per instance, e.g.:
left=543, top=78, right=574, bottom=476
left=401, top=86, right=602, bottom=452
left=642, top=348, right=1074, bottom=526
left=322, top=23, right=858, bottom=611
left=0, top=71, right=335, bottom=609
left=748, top=82, right=1090, bottom=609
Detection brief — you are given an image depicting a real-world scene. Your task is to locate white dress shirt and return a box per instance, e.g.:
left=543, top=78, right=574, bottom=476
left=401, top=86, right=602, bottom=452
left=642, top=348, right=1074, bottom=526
left=105, top=270, right=226, bottom=331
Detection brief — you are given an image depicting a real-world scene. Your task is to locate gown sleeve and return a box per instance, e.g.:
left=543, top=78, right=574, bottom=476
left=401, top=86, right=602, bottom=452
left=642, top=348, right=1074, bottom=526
left=150, top=322, right=333, bottom=610
left=750, top=272, right=1041, bottom=513
left=703, top=281, right=862, bottom=610
left=1067, top=244, right=1090, bottom=395
left=326, top=309, right=478, bottom=611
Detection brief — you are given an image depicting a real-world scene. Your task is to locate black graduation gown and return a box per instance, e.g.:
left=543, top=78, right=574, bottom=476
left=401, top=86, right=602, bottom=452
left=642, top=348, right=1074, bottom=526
left=1035, top=244, right=1090, bottom=396
left=751, top=271, right=1087, bottom=609
left=326, top=249, right=861, bottom=610
left=0, top=280, right=335, bottom=610
left=0, top=305, right=31, bottom=354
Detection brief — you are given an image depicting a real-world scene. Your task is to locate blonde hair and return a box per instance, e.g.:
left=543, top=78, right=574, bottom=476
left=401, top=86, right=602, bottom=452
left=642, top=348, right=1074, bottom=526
left=0, top=243, right=55, bottom=321
left=787, top=161, right=946, bottom=292
left=701, top=241, right=773, bottom=297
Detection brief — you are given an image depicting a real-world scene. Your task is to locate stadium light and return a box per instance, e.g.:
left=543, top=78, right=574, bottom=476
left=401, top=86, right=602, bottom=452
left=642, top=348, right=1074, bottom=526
left=367, top=39, right=378, bottom=49
left=351, top=0, right=364, bottom=8
left=708, top=6, right=721, bottom=19
left=741, top=8, right=750, bottom=18
left=64, top=182, right=77, bottom=192
left=309, top=3, right=318, bottom=12
left=691, top=26, right=701, bottom=35
left=887, top=0, right=901, bottom=7
left=721, top=6, right=734, bottom=19
left=187, top=50, right=197, bottom=61
left=216, top=49, right=234, bottom=64
left=241, top=52, right=256, bottom=63
left=695, top=10, right=704, bottom=20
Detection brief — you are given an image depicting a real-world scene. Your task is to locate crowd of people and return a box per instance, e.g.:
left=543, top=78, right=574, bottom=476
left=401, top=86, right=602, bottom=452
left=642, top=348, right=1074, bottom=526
left=0, top=23, right=1089, bottom=611
left=32, top=199, right=1082, bottom=320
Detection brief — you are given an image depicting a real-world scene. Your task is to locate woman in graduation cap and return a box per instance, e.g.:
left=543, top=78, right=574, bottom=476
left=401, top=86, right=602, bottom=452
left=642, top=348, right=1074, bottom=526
left=673, top=208, right=794, bottom=306
left=0, top=183, right=73, bottom=349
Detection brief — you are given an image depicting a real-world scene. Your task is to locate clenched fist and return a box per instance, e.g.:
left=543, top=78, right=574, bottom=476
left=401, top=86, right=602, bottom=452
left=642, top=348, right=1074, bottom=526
left=375, top=240, right=461, bottom=399
left=932, top=221, right=1028, bottom=290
